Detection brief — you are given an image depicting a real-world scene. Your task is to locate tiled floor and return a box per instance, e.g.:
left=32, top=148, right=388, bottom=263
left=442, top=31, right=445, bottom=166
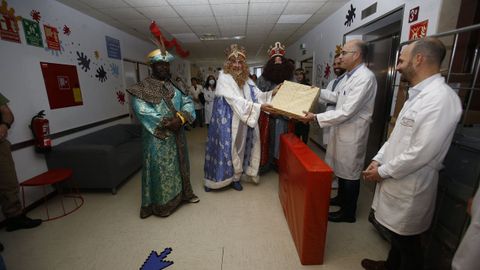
left=0, top=127, right=388, bottom=269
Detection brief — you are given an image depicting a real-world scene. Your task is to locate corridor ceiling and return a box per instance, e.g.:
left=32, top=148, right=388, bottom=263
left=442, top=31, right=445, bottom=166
left=56, top=0, right=348, bottom=63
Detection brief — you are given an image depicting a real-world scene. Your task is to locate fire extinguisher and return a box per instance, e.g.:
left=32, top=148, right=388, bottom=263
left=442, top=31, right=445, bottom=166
left=30, top=110, right=52, bottom=153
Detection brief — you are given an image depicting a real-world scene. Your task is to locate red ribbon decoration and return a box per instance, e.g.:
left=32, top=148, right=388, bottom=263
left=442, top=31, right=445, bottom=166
left=149, top=21, right=190, bottom=58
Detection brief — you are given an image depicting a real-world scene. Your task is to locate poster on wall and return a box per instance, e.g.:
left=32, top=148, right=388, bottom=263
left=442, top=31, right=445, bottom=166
left=408, top=6, right=419, bottom=23
left=40, top=62, right=83, bottom=109
left=43, top=25, right=60, bottom=50
left=0, top=14, right=21, bottom=43
left=409, top=20, right=428, bottom=40
left=105, top=36, right=121, bottom=60
left=22, top=18, right=43, bottom=47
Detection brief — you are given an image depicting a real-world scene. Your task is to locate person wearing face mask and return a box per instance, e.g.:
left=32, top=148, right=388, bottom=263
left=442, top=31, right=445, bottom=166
left=202, top=75, right=216, bottom=126
left=204, top=44, right=278, bottom=192
left=126, top=47, right=199, bottom=219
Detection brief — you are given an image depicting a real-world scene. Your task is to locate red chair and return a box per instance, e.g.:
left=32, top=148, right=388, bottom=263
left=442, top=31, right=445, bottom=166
left=20, top=168, right=84, bottom=221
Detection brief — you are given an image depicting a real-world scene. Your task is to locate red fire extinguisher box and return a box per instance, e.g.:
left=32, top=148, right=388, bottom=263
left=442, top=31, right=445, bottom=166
left=278, top=133, right=333, bottom=265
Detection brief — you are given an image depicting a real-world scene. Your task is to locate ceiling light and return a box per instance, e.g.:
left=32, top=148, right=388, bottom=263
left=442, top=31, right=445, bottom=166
left=277, top=14, right=313, bottom=24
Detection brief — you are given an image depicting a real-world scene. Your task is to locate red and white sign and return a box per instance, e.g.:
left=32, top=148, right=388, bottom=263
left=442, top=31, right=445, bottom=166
left=44, top=25, right=60, bottom=50
left=409, top=20, right=428, bottom=40
left=0, top=14, right=21, bottom=43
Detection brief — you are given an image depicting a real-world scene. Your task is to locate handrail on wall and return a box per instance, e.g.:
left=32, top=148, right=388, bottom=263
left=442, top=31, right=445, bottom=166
left=391, top=23, right=480, bottom=127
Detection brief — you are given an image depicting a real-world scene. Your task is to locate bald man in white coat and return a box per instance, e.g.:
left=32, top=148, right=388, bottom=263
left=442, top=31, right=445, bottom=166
left=304, top=39, right=377, bottom=223
left=361, top=38, right=462, bottom=270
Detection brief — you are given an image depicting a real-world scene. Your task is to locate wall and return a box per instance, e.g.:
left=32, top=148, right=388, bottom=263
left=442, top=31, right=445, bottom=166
left=286, top=0, right=445, bottom=88
left=0, top=0, right=186, bottom=214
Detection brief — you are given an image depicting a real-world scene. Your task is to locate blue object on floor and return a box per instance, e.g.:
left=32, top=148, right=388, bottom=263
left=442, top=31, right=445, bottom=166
left=232, top=181, right=243, bottom=191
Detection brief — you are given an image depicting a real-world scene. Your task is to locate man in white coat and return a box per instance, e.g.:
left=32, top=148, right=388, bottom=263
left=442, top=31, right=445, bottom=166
left=304, top=39, right=377, bottom=223
left=361, top=38, right=462, bottom=270
left=452, top=186, right=480, bottom=270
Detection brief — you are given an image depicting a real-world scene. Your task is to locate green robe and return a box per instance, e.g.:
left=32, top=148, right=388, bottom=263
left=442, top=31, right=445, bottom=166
left=128, top=77, right=196, bottom=217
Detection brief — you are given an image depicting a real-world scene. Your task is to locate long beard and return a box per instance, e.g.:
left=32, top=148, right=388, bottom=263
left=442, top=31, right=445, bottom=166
left=224, top=61, right=249, bottom=88
left=262, top=58, right=294, bottom=84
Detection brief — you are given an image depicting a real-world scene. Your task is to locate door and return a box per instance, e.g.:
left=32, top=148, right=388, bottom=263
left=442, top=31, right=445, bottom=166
left=365, top=34, right=400, bottom=167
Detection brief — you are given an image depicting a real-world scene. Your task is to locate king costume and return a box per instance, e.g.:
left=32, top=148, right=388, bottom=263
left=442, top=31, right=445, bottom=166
left=127, top=45, right=198, bottom=218
left=204, top=44, right=273, bottom=190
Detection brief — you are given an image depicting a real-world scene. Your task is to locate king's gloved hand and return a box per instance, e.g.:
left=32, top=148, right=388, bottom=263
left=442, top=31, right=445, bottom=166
left=162, top=116, right=182, bottom=132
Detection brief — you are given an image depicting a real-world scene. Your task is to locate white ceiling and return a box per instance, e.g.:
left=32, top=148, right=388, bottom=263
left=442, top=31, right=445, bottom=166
left=56, top=0, right=348, bottom=63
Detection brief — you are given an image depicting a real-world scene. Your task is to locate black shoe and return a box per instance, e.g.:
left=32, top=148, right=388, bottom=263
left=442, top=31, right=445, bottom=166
left=232, top=181, right=243, bottom=191
left=5, top=214, right=42, bottom=232
left=328, top=210, right=356, bottom=223
left=329, top=196, right=342, bottom=206
left=361, top=258, right=387, bottom=270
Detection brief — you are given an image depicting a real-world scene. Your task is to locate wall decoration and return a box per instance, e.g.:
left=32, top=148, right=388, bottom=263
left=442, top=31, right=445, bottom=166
left=22, top=18, right=43, bottom=47
left=63, top=25, right=70, bottom=35
left=116, top=90, right=125, bottom=105
left=105, top=35, right=121, bottom=60
left=43, top=24, right=60, bottom=50
left=95, top=65, right=107, bottom=82
left=110, top=63, right=119, bottom=78
left=409, top=20, right=428, bottom=40
left=40, top=62, right=83, bottom=109
left=408, top=6, right=419, bottom=23
left=94, top=50, right=100, bottom=59
left=76, top=51, right=91, bottom=71
left=0, top=0, right=22, bottom=43
left=324, top=63, right=331, bottom=79
left=344, top=4, right=356, bottom=27
left=30, top=9, right=41, bottom=23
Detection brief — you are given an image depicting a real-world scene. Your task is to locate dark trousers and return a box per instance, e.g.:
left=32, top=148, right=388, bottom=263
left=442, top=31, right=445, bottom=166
left=0, top=140, right=23, bottom=218
left=194, top=109, right=204, bottom=127
left=378, top=220, right=424, bottom=270
left=336, top=177, right=360, bottom=218
left=294, top=122, right=310, bottom=144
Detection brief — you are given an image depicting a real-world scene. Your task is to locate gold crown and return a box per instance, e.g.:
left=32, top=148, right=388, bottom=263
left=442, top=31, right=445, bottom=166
left=335, top=45, right=342, bottom=56
left=268, top=42, right=286, bottom=58
left=225, top=44, right=247, bottom=59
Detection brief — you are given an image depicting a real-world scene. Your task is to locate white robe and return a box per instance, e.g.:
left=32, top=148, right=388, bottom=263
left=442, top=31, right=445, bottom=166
left=204, top=71, right=272, bottom=188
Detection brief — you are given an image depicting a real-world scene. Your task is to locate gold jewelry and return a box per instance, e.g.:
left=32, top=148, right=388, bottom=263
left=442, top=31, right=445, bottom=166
left=176, top=112, right=186, bottom=125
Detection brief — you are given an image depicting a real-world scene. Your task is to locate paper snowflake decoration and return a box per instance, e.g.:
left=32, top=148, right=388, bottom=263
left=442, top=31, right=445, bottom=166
left=94, top=50, right=100, bottom=59
left=344, top=4, right=356, bottom=27
left=95, top=66, right=107, bottom=82
left=63, top=25, right=71, bottom=35
left=324, top=63, right=331, bottom=79
left=76, top=51, right=91, bottom=72
left=116, top=91, right=125, bottom=105
left=30, top=10, right=41, bottom=22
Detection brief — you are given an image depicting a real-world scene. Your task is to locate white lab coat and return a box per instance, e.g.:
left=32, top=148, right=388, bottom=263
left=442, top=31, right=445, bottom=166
left=319, top=74, right=346, bottom=145
left=203, top=86, right=215, bottom=124
left=452, top=186, right=480, bottom=270
left=372, top=74, right=462, bottom=235
left=315, top=64, right=377, bottom=180
left=189, top=85, right=204, bottom=110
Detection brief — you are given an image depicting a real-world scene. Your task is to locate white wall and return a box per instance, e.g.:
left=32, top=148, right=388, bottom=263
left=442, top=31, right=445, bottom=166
left=0, top=0, right=168, bottom=214
left=286, top=0, right=445, bottom=88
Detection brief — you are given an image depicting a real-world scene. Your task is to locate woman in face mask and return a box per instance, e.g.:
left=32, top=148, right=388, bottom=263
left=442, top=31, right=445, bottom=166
left=203, top=75, right=217, bottom=127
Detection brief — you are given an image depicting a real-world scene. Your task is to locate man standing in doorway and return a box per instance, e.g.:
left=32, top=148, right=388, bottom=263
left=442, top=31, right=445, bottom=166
left=304, top=39, right=377, bottom=223
left=361, top=38, right=462, bottom=270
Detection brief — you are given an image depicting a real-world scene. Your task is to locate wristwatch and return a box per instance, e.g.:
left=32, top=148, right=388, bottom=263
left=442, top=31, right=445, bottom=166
left=1, top=121, right=11, bottom=129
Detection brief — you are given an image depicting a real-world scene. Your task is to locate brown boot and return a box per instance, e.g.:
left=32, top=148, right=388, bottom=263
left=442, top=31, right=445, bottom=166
left=361, top=258, right=388, bottom=270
